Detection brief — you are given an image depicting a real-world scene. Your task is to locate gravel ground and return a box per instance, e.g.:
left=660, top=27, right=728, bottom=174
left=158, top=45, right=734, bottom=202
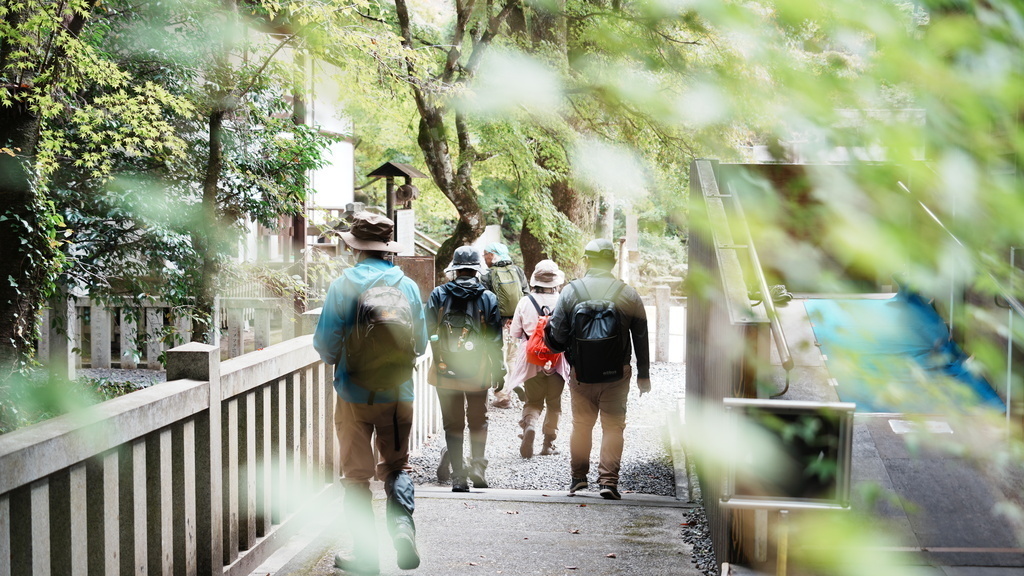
left=78, top=368, right=168, bottom=386
left=407, top=362, right=684, bottom=496
left=80, top=364, right=684, bottom=496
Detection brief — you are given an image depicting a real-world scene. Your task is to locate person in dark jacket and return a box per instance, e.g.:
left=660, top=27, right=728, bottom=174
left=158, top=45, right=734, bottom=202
left=427, top=246, right=505, bottom=492
left=543, top=238, right=651, bottom=500
left=313, top=212, right=429, bottom=574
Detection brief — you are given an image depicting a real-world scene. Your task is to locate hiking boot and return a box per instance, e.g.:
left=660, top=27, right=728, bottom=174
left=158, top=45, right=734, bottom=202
left=599, top=485, right=622, bottom=500
left=334, top=553, right=380, bottom=575
left=468, top=460, right=488, bottom=488
left=540, top=437, right=558, bottom=456
left=391, top=522, right=420, bottom=570
left=568, top=477, right=588, bottom=494
left=436, top=447, right=451, bottom=483
left=512, top=386, right=526, bottom=402
left=451, top=476, right=470, bottom=492
left=519, top=425, right=536, bottom=459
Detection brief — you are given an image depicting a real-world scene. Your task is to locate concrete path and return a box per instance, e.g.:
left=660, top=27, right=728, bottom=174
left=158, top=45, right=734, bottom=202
left=772, top=297, right=1024, bottom=574
left=253, top=487, right=704, bottom=576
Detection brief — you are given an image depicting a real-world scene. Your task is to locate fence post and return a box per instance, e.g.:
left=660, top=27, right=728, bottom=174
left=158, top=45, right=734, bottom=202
left=655, top=285, right=671, bottom=362
left=166, top=343, right=223, bottom=575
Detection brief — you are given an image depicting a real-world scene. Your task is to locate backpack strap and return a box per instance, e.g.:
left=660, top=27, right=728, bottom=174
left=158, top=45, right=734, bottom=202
left=604, top=280, right=625, bottom=303
left=526, top=294, right=551, bottom=316
left=571, top=279, right=591, bottom=303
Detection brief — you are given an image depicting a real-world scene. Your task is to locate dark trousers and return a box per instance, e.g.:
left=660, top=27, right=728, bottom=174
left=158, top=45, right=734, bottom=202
left=519, top=372, right=565, bottom=438
left=436, top=387, right=489, bottom=476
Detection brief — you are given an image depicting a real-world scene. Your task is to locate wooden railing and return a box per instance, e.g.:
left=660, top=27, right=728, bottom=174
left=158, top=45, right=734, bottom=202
left=37, top=296, right=301, bottom=376
left=2, top=314, right=442, bottom=576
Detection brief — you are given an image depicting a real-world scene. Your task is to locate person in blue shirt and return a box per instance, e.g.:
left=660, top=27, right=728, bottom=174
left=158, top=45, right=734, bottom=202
left=313, top=212, right=428, bottom=575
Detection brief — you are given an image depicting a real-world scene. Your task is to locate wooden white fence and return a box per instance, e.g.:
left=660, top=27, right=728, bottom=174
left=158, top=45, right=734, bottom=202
left=2, top=312, right=443, bottom=576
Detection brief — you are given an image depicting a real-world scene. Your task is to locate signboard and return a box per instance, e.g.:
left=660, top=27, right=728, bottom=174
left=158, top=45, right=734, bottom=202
left=396, top=208, right=415, bottom=256
left=721, top=398, right=855, bottom=510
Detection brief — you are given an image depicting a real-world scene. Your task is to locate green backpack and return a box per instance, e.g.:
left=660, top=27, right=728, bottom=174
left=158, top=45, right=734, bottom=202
left=491, top=264, right=523, bottom=317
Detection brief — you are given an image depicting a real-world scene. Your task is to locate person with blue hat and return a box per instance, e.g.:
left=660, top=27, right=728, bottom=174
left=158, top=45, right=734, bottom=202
left=481, top=242, right=528, bottom=408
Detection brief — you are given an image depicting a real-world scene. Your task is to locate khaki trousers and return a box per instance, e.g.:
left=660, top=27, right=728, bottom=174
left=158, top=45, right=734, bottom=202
left=568, top=366, right=631, bottom=487
left=334, top=396, right=414, bottom=483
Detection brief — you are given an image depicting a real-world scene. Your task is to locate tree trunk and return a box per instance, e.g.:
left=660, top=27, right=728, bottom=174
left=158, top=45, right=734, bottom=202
left=192, top=108, right=227, bottom=342
left=519, top=219, right=545, bottom=280
left=413, top=95, right=488, bottom=284
left=552, top=179, right=598, bottom=279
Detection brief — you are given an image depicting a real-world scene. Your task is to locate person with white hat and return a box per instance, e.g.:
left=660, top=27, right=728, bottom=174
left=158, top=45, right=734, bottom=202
left=313, top=211, right=428, bottom=573
left=507, top=259, right=570, bottom=458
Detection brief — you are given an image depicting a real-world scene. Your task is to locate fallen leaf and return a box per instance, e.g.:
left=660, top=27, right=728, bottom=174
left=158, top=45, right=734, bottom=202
left=578, top=504, right=587, bottom=507
left=606, top=553, right=617, bottom=558
left=565, top=566, right=578, bottom=570
left=468, top=562, right=479, bottom=566
left=504, top=510, right=520, bottom=514
left=569, top=528, right=581, bottom=534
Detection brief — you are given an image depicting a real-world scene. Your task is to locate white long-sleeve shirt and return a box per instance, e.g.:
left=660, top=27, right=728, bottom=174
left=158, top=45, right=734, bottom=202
left=507, top=290, right=570, bottom=389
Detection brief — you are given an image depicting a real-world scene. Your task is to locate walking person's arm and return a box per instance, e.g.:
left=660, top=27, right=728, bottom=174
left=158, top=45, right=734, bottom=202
left=624, top=286, right=652, bottom=394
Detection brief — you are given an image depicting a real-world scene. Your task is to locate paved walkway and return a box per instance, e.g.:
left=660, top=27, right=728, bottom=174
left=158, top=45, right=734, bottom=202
left=254, top=487, right=704, bottom=576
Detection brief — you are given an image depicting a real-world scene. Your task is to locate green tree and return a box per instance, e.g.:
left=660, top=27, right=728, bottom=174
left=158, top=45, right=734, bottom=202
left=0, top=0, right=191, bottom=374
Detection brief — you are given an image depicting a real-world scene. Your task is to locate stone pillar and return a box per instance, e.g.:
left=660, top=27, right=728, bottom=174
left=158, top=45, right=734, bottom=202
left=655, top=285, right=671, bottom=362
left=301, top=308, right=322, bottom=336
left=227, top=308, right=244, bottom=359
left=45, top=291, right=77, bottom=381
left=89, top=302, right=112, bottom=369
left=120, top=308, right=138, bottom=370
left=624, top=212, right=639, bottom=285
left=254, top=308, right=271, bottom=350
left=145, top=307, right=164, bottom=370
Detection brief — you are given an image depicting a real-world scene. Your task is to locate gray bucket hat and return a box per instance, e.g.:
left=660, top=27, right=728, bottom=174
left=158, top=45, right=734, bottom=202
left=340, top=212, right=402, bottom=253
left=444, top=246, right=485, bottom=273
left=530, top=259, right=565, bottom=288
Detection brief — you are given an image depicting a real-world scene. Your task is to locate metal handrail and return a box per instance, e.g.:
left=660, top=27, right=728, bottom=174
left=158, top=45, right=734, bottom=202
left=727, top=183, right=796, bottom=380
left=415, top=230, right=441, bottom=249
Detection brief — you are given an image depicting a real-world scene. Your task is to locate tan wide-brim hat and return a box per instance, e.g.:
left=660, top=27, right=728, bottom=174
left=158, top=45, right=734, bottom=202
left=530, top=259, right=565, bottom=288
left=340, top=212, right=402, bottom=253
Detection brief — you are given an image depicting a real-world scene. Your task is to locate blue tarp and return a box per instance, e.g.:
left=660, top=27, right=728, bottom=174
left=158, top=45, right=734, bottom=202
left=804, top=293, right=1006, bottom=414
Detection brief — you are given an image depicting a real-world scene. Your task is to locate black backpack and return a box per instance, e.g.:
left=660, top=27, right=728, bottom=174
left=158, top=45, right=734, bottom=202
left=345, top=278, right=417, bottom=395
left=570, top=279, right=626, bottom=383
left=434, top=297, right=488, bottom=380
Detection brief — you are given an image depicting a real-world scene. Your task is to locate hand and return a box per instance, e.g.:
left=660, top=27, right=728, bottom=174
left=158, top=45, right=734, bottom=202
left=637, top=377, right=651, bottom=396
